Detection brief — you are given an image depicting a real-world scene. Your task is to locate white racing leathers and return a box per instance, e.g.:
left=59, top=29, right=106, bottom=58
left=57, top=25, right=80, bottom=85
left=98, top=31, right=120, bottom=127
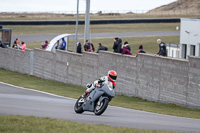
left=86, top=76, right=114, bottom=93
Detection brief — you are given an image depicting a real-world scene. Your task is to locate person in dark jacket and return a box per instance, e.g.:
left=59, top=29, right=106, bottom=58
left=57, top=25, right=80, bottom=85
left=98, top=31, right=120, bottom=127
left=121, top=45, right=132, bottom=55
left=76, top=42, right=82, bottom=53
left=124, top=41, right=131, bottom=51
left=84, top=40, right=95, bottom=52
left=112, top=37, right=118, bottom=53
left=117, top=38, right=123, bottom=53
left=137, top=45, right=146, bottom=54
left=156, top=39, right=167, bottom=56
left=97, top=43, right=108, bottom=53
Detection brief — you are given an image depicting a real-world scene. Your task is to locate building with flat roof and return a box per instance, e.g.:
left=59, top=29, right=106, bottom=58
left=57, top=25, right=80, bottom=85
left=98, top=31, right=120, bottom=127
left=179, top=18, right=200, bottom=59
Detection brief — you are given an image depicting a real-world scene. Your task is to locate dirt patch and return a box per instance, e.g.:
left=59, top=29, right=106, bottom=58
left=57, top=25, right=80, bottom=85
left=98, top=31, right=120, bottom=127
left=147, top=0, right=200, bottom=15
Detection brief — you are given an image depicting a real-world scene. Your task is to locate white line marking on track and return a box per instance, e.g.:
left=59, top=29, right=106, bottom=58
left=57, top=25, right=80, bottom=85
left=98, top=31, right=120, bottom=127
left=0, top=81, right=76, bottom=101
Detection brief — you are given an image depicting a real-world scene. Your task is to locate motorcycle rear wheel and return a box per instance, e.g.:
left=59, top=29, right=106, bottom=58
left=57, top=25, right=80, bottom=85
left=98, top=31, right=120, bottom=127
left=74, top=97, right=84, bottom=114
left=94, top=98, right=109, bottom=115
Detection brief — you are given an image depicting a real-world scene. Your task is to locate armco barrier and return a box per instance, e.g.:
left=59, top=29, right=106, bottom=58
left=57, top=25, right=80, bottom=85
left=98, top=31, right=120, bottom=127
left=0, top=18, right=180, bottom=25
left=0, top=47, right=199, bottom=109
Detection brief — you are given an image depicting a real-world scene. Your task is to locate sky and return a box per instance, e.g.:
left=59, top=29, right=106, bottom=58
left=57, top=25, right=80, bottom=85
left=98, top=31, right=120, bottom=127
left=0, top=0, right=177, bottom=13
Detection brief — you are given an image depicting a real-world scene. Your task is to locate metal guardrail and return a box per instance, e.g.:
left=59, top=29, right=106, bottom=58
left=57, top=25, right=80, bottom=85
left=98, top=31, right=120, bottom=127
left=0, top=18, right=180, bottom=25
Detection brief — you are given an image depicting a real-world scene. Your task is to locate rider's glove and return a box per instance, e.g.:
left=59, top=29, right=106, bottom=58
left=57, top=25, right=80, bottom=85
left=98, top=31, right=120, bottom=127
left=94, top=80, right=100, bottom=87
left=86, top=83, right=92, bottom=88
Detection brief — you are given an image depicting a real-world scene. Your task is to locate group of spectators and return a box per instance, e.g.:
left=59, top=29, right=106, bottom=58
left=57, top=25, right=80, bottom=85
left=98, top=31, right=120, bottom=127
left=54, top=38, right=67, bottom=50
left=12, top=38, right=26, bottom=51
left=41, top=38, right=67, bottom=50
left=76, top=40, right=108, bottom=54
left=112, top=37, right=146, bottom=56
left=4, top=36, right=167, bottom=57
left=113, top=37, right=168, bottom=57
left=76, top=37, right=167, bottom=57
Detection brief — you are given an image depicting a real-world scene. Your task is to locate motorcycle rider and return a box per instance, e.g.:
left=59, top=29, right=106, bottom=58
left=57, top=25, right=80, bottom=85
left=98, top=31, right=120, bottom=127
left=82, top=70, right=117, bottom=98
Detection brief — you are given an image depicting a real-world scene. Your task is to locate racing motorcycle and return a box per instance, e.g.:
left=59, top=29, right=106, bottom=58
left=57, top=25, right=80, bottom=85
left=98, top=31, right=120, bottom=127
left=74, top=83, right=115, bottom=115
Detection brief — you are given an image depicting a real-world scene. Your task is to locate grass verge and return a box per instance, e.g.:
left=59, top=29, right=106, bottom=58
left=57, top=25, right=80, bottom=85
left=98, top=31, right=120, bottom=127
left=5, top=23, right=179, bottom=36
left=0, top=68, right=199, bottom=119
left=0, top=115, right=179, bottom=133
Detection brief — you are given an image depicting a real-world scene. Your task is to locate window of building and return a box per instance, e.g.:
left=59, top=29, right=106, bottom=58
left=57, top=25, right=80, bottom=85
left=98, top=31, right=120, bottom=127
left=190, top=45, right=196, bottom=56
left=182, top=44, right=187, bottom=59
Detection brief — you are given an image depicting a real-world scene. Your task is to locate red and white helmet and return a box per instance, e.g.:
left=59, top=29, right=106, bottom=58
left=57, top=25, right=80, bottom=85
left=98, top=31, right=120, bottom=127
left=107, top=70, right=117, bottom=86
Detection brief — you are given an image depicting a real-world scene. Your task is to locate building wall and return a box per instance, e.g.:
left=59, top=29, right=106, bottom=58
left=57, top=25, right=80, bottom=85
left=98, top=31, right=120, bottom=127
left=180, top=18, right=200, bottom=45
left=180, top=18, right=200, bottom=58
left=0, top=48, right=200, bottom=109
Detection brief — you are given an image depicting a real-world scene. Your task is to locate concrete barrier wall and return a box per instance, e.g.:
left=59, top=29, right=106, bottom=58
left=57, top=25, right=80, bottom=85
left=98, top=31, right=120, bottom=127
left=98, top=51, right=139, bottom=96
left=33, top=49, right=83, bottom=86
left=187, top=56, right=200, bottom=108
left=0, top=47, right=199, bottom=109
left=81, top=52, right=98, bottom=86
left=137, top=54, right=189, bottom=106
left=0, top=48, right=31, bottom=75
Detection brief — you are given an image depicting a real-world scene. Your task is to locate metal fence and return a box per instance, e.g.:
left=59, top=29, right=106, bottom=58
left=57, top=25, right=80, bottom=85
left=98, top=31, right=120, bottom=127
left=0, top=9, right=200, bottom=16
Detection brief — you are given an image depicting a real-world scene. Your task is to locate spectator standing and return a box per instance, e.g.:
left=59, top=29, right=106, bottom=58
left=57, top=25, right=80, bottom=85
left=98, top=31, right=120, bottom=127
left=84, top=40, right=89, bottom=51
left=112, top=37, right=118, bottom=53
left=12, top=41, right=21, bottom=49
left=117, top=38, right=123, bottom=53
left=60, top=38, right=66, bottom=50
left=124, top=41, right=131, bottom=51
left=77, top=42, right=82, bottom=53
left=137, top=45, right=146, bottom=54
left=156, top=39, right=167, bottom=56
left=20, top=41, right=26, bottom=51
left=121, top=44, right=132, bottom=55
left=96, top=43, right=108, bottom=53
left=41, top=40, right=49, bottom=49
left=16, top=38, right=20, bottom=45
left=84, top=40, right=95, bottom=52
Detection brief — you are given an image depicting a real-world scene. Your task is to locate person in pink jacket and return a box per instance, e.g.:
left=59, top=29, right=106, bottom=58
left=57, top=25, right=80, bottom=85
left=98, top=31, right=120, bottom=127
left=20, top=41, right=26, bottom=51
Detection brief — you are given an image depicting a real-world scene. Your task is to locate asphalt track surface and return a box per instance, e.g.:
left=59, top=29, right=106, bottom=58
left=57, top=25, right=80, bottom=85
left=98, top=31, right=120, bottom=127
left=0, top=82, right=200, bottom=132
left=11, top=31, right=179, bottom=43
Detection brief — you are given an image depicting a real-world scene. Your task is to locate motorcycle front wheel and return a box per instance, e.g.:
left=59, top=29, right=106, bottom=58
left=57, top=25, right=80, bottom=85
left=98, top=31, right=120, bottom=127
left=94, top=98, right=109, bottom=115
left=74, top=96, right=84, bottom=114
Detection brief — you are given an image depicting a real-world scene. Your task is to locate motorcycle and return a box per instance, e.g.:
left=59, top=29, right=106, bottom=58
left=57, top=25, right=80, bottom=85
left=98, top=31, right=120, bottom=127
left=74, top=82, right=115, bottom=115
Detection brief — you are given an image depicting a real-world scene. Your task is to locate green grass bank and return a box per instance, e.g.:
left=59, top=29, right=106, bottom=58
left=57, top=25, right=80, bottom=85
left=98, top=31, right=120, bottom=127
left=0, top=115, right=180, bottom=133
